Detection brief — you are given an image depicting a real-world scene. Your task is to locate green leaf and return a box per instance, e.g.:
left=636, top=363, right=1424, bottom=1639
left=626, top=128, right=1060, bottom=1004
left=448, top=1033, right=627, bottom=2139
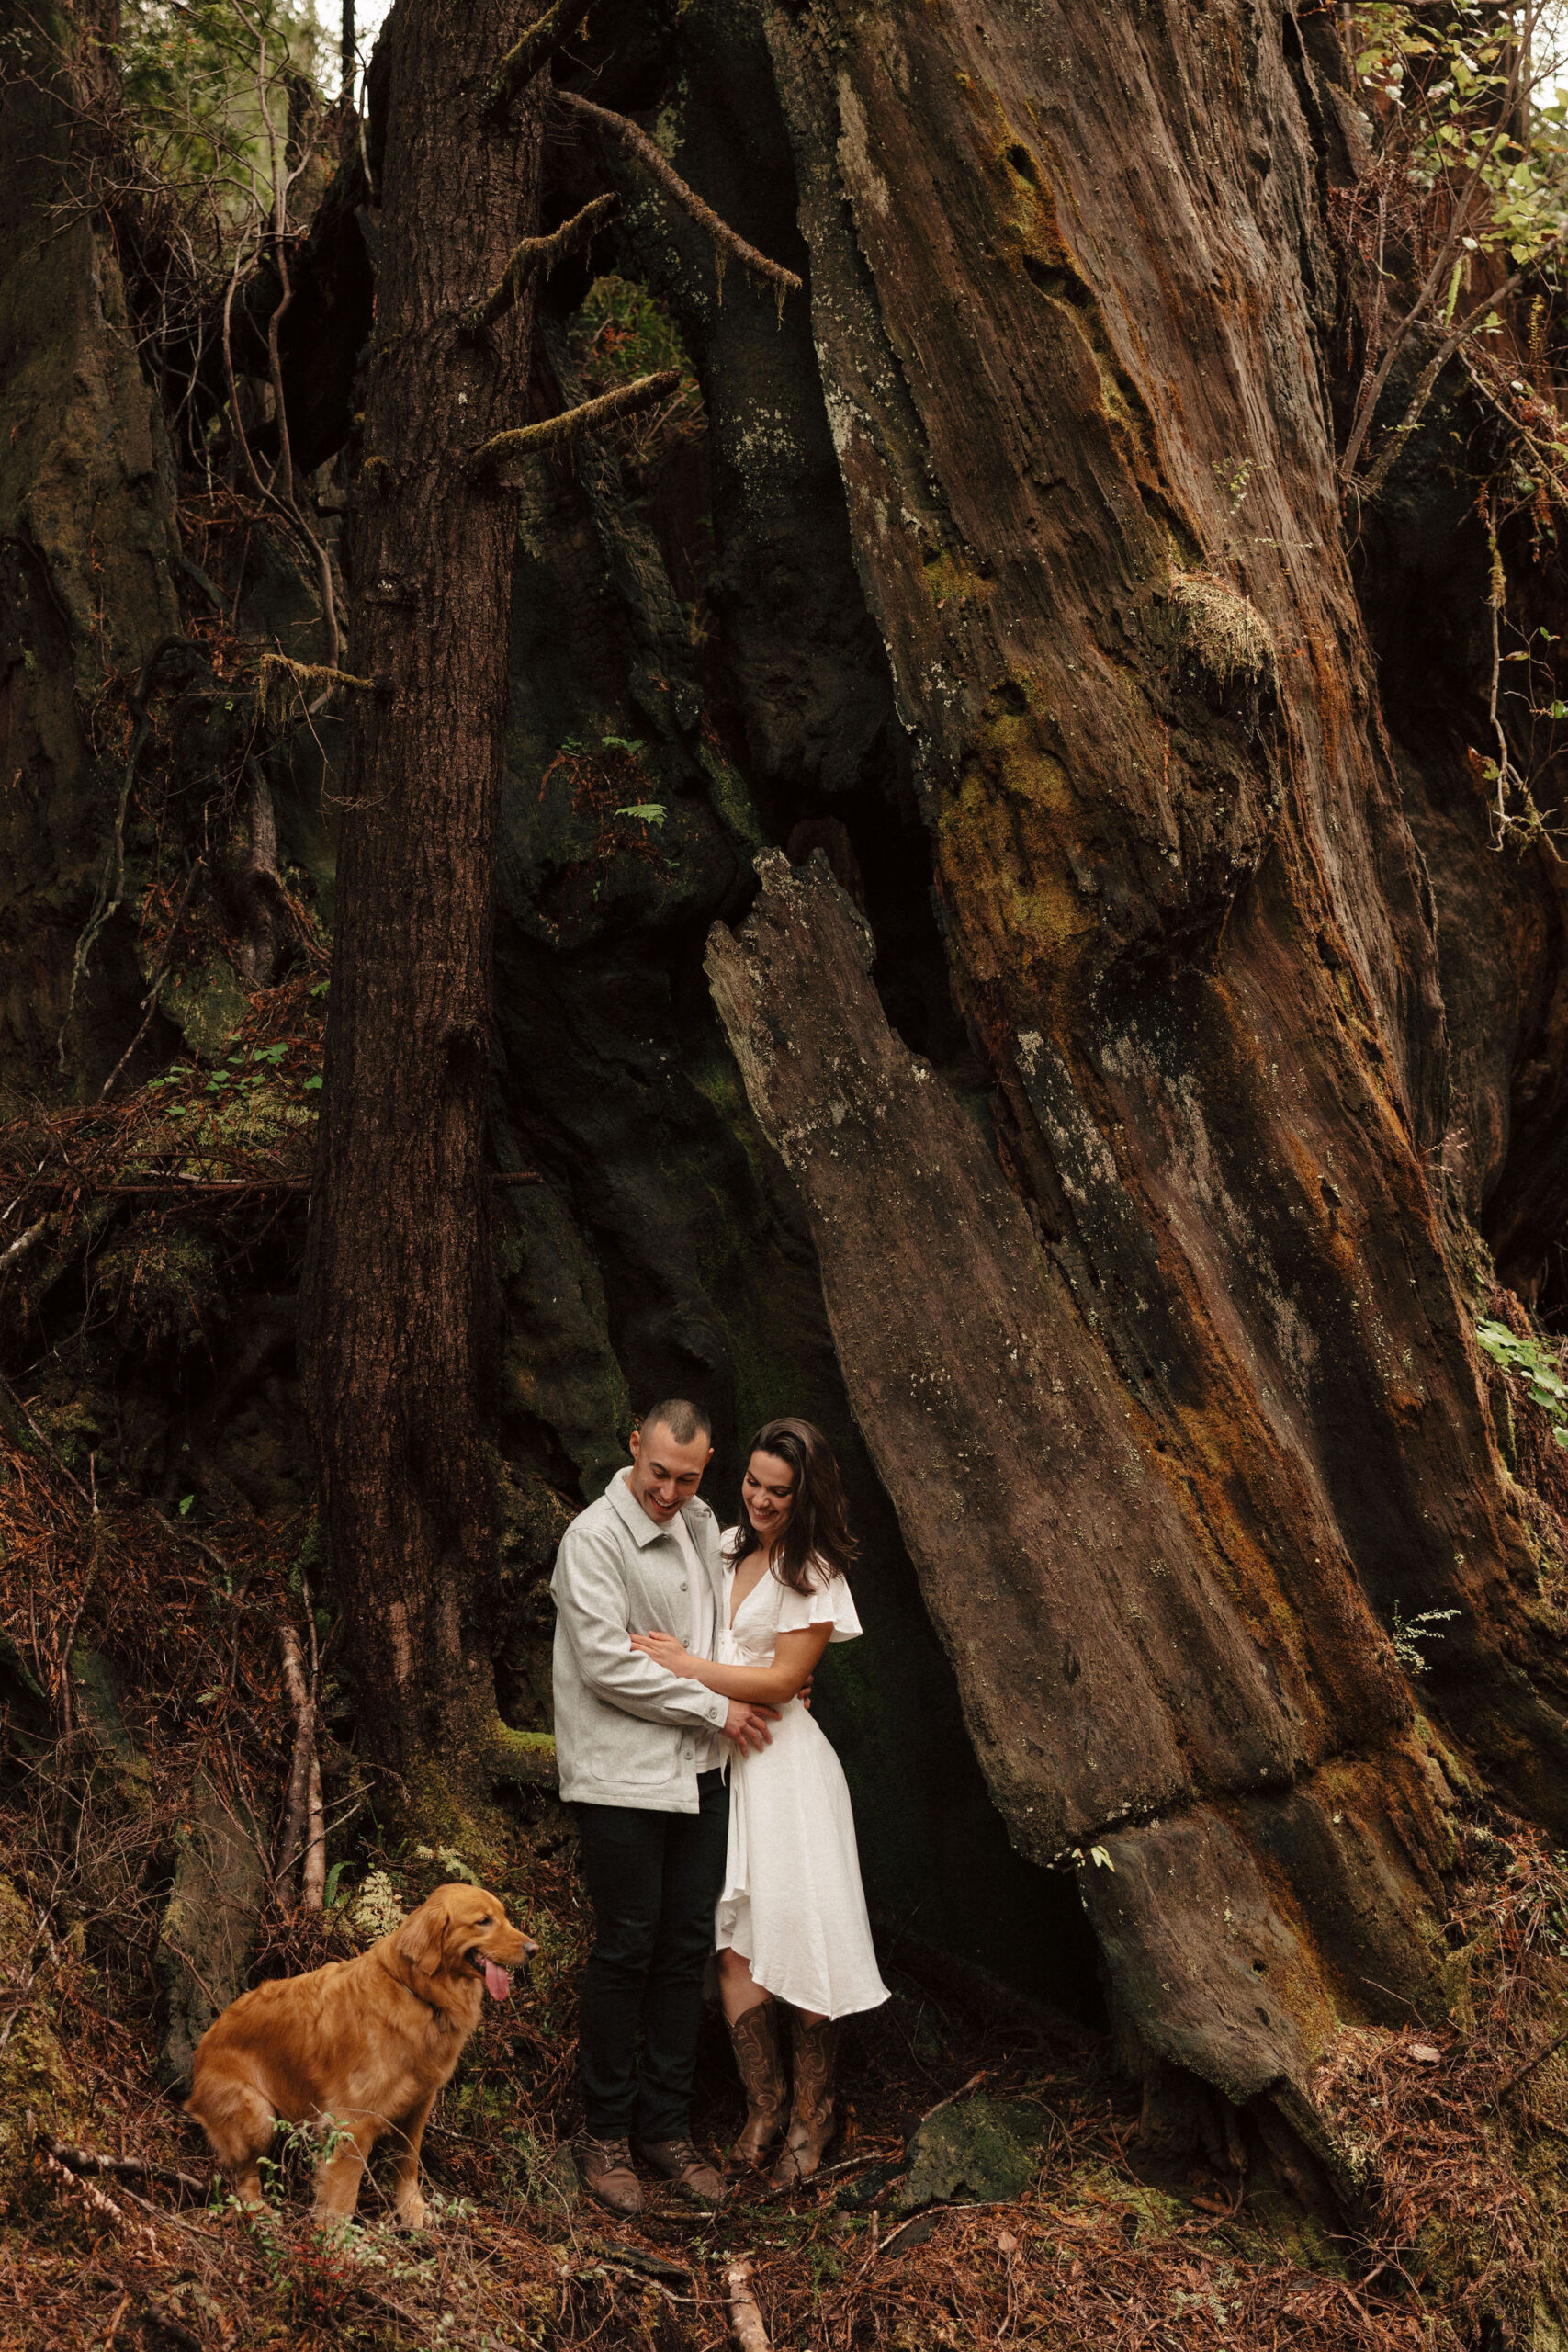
left=178, top=1494, right=195, bottom=1517
left=303, top=1074, right=323, bottom=1093
left=615, top=802, right=668, bottom=829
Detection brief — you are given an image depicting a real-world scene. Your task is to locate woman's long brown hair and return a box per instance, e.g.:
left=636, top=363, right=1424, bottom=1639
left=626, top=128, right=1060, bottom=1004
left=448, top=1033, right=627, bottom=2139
left=730, top=1417, right=858, bottom=1594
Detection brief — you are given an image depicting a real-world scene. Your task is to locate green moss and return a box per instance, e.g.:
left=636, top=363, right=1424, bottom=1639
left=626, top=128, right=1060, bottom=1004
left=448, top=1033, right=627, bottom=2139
left=919, top=544, right=997, bottom=610
left=96, top=1225, right=226, bottom=1356
left=158, top=956, right=250, bottom=1059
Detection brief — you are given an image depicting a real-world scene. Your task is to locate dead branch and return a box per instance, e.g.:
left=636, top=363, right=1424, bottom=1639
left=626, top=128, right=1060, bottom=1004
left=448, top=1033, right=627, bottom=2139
left=257, top=651, right=378, bottom=717
left=43, top=2139, right=203, bottom=2194
left=33, top=2128, right=160, bottom=2248
left=0, top=1217, right=47, bottom=1271
left=99, top=860, right=206, bottom=1101
left=1495, top=2018, right=1568, bottom=2103
left=726, top=2260, right=771, bottom=2352
left=459, top=193, right=617, bottom=334
left=302, top=1745, right=326, bottom=1910
left=554, top=89, right=803, bottom=299
left=1357, top=221, right=1568, bottom=501
left=275, top=1621, right=317, bottom=1905
left=471, top=370, right=681, bottom=469
left=485, top=0, right=600, bottom=116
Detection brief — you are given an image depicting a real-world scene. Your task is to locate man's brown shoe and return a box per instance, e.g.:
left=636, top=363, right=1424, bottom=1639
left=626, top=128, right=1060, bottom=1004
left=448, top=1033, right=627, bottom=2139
left=575, top=2134, right=643, bottom=2216
left=634, top=2137, right=727, bottom=2204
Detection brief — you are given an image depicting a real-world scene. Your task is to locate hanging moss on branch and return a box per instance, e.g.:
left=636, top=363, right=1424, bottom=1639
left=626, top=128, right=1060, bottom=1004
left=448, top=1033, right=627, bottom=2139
left=470, top=369, right=682, bottom=470
left=257, top=651, right=377, bottom=720
left=460, top=193, right=619, bottom=334
left=555, top=89, right=804, bottom=303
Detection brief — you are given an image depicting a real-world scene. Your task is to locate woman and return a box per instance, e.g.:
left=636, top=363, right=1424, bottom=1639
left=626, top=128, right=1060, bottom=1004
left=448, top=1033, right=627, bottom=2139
left=629, top=1417, right=888, bottom=2185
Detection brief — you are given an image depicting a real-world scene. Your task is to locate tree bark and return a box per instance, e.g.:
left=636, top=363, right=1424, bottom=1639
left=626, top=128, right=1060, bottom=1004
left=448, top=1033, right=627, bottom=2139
left=299, top=0, right=550, bottom=1830
left=700, top=0, right=1568, bottom=2156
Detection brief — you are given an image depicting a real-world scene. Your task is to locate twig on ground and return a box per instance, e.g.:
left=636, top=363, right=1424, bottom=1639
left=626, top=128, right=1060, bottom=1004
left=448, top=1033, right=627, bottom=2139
left=33, top=2129, right=161, bottom=2248
left=44, top=2139, right=203, bottom=2194
left=725, top=2258, right=770, bottom=2352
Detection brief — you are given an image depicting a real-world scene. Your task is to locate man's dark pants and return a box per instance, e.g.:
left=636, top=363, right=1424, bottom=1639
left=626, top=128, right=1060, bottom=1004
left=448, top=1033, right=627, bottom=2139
left=572, top=1768, right=729, bottom=2143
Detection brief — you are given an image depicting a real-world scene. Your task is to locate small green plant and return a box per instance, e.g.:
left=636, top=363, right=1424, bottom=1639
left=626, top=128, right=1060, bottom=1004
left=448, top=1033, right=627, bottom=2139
left=1476, top=1317, right=1568, bottom=1445
left=413, top=1841, right=480, bottom=1883
left=1391, top=1601, right=1461, bottom=1673
left=615, top=801, right=667, bottom=829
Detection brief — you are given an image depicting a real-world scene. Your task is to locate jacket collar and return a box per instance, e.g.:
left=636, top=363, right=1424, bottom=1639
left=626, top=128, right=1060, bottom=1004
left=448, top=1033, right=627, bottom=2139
left=604, top=1468, right=711, bottom=1553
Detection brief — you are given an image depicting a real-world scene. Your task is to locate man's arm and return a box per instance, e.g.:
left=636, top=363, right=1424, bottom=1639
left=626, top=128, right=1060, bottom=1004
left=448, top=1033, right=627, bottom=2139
left=553, top=1524, right=729, bottom=1731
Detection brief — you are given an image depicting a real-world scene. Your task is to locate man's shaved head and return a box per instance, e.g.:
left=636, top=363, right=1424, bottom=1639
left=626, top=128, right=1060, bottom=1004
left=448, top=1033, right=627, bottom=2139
left=639, top=1397, right=712, bottom=1447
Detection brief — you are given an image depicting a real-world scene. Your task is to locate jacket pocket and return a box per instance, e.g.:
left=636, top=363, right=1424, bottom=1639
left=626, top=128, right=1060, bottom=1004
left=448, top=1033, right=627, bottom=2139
left=588, top=1700, right=678, bottom=1784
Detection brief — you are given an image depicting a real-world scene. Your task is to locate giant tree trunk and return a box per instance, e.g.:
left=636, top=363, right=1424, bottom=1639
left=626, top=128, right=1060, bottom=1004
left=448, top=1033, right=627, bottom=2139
left=701, top=0, right=1568, bottom=2163
left=299, top=0, right=547, bottom=1824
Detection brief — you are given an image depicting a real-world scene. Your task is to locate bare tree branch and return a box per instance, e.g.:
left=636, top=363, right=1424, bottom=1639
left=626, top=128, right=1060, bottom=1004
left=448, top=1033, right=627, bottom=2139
left=555, top=88, right=803, bottom=299
left=470, top=368, right=681, bottom=469
left=99, top=859, right=206, bottom=1101
left=276, top=1622, right=316, bottom=1903
left=0, top=1218, right=47, bottom=1272
left=460, top=192, right=617, bottom=334
left=1358, top=220, right=1568, bottom=500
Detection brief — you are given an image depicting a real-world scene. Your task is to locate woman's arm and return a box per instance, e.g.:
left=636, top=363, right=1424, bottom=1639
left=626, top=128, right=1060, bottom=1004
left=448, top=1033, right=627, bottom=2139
left=628, top=1623, right=831, bottom=1706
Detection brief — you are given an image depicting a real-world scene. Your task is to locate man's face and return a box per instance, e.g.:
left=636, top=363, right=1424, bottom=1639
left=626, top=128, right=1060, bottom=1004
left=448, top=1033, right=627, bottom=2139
left=626, top=1421, right=713, bottom=1525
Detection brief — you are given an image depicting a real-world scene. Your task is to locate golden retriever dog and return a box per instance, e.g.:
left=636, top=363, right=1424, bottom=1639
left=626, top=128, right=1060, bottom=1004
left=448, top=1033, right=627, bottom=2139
left=186, top=1881, right=536, bottom=2226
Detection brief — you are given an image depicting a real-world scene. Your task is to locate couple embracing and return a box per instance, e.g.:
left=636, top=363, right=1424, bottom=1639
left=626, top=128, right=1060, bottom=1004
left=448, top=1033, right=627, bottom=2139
left=550, top=1400, right=888, bottom=2212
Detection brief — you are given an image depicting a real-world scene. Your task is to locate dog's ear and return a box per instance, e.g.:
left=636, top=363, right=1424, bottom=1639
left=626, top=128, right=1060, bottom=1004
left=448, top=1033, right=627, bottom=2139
left=394, top=1894, right=450, bottom=1980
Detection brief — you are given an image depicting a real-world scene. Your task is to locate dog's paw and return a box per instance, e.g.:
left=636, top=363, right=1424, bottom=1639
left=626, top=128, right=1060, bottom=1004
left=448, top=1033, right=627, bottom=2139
left=395, top=2193, right=429, bottom=2230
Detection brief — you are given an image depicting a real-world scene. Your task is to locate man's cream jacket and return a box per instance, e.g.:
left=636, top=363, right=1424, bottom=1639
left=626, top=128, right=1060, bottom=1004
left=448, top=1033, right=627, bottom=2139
left=550, top=1472, right=730, bottom=1811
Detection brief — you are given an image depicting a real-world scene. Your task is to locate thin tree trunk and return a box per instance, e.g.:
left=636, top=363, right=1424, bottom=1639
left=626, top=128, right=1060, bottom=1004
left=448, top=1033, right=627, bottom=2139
left=299, top=0, right=547, bottom=1830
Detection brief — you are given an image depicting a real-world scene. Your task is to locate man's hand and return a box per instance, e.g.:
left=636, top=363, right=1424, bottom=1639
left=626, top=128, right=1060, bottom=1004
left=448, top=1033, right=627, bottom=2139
left=723, top=1700, right=779, bottom=1756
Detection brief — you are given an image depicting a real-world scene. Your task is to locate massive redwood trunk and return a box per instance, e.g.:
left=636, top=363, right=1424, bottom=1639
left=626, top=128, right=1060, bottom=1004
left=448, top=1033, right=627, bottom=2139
left=299, top=0, right=548, bottom=1820
left=695, top=0, right=1568, bottom=2159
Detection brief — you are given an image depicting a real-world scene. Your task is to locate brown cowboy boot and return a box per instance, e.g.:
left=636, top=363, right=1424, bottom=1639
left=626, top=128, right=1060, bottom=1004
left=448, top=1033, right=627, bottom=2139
left=727, top=1999, right=787, bottom=2170
left=769, top=2013, right=839, bottom=2188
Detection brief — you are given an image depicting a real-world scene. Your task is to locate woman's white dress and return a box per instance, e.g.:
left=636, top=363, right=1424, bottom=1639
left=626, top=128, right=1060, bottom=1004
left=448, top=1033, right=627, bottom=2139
left=714, top=1537, right=890, bottom=2020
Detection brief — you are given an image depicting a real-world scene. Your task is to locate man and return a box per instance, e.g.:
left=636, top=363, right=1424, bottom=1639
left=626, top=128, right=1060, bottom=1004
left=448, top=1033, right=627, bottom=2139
left=551, top=1397, right=777, bottom=2213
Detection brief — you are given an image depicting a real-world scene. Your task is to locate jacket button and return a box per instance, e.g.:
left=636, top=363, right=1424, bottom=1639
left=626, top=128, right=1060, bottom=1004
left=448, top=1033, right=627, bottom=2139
left=679, top=1578, right=688, bottom=1590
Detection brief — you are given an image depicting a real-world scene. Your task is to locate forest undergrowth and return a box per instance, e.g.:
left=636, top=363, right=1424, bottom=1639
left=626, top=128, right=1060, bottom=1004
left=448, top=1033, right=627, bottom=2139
left=3, top=1398, right=1568, bottom=2351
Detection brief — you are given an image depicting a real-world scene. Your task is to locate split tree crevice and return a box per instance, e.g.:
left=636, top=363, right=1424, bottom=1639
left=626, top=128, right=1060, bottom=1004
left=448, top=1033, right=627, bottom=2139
left=7, top=0, right=1568, bottom=2207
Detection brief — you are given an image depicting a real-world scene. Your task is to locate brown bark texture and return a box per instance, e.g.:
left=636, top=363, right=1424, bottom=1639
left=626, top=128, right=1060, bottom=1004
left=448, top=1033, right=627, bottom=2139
left=298, top=0, right=547, bottom=1811
left=703, top=0, right=1568, bottom=2143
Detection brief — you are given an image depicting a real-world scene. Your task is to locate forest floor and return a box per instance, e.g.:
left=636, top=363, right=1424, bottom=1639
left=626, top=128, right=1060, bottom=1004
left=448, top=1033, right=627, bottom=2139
left=3, top=1400, right=1568, bottom=2351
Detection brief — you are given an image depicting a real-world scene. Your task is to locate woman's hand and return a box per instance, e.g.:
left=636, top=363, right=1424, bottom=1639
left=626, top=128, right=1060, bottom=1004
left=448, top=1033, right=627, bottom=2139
left=629, top=1628, right=695, bottom=1676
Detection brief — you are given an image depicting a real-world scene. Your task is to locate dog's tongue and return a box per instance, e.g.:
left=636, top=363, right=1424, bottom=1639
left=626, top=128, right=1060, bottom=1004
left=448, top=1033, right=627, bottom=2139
left=483, top=1959, right=512, bottom=2002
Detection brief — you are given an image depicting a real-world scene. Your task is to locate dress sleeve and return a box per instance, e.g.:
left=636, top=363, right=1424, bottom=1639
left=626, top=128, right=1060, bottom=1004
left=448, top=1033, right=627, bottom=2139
left=773, top=1562, right=863, bottom=1643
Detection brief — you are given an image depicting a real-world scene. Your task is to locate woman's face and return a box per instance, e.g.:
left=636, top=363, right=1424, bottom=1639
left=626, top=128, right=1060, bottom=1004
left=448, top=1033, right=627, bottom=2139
left=742, top=1450, right=796, bottom=1544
